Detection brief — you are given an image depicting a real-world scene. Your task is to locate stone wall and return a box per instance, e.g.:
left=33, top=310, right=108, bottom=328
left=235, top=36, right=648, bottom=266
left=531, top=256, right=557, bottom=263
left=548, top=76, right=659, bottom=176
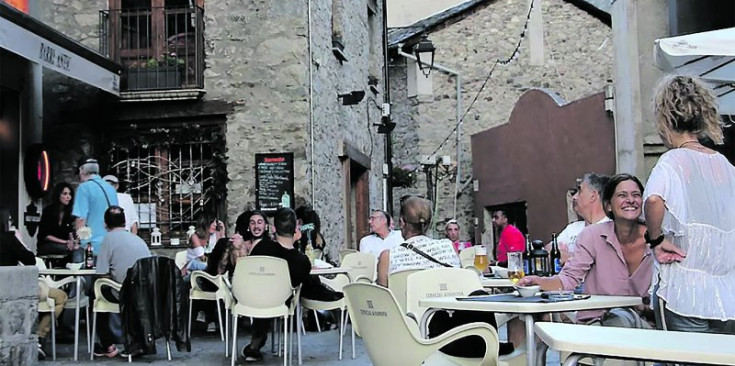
left=390, top=0, right=613, bottom=242
left=36, top=1, right=386, bottom=262
left=0, top=266, right=39, bottom=366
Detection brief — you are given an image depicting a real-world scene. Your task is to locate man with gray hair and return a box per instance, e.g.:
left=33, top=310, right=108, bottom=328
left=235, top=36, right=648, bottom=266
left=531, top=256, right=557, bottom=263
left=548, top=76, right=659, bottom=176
left=72, top=157, right=118, bottom=261
left=554, top=173, right=611, bottom=265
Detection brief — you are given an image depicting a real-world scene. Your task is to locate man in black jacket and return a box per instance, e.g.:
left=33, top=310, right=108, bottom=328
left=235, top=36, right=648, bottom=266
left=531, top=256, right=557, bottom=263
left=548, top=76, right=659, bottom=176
left=241, top=207, right=310, bottom=362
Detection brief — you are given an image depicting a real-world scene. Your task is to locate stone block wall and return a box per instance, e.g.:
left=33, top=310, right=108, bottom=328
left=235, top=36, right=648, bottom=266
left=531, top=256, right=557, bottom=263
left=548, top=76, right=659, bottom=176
left=35, top=0, right=387, bottom=262
left=390, top=0, right=613, bottom=242
left=0, top=266, right=39, bottom=366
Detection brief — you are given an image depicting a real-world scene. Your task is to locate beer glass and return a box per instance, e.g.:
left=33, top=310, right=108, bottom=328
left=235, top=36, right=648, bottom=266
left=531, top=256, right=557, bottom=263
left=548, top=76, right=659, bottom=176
left=474, top=246, right=488, bottom=275
left=507, top=252, right=525, bottom=284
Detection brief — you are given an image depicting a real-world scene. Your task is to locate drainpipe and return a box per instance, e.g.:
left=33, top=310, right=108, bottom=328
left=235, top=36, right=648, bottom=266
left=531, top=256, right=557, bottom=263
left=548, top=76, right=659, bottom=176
left=307, top=0, right=315, bottom=208
left=382, top=0, right=393, bottom=216
left=395, top=46, right=462, bottom=219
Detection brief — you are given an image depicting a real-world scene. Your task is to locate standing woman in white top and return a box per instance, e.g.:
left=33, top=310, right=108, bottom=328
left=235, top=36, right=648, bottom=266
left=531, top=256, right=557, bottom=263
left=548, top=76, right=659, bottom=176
left=645, top=75, right=735, bottom=334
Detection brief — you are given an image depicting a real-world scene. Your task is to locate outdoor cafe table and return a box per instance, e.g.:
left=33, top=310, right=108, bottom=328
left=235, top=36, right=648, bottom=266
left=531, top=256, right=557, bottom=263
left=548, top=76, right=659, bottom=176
left=481, top=277, right=514, bottom=288
left=535, top=322, right=735, bottom=366
left=309, top=267, right=349, bottom=276
left=39, top=268, right=98, bottom=361
left=419, top=294, right=642, bottom=366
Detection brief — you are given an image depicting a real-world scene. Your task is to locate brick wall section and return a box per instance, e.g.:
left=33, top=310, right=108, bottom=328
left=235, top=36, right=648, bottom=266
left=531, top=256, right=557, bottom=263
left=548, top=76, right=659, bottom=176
left=0, top=266, right=39, bottom=366
left=390, top=0, right=613, bottom=242
left=37, top=1, right=386, bottom=262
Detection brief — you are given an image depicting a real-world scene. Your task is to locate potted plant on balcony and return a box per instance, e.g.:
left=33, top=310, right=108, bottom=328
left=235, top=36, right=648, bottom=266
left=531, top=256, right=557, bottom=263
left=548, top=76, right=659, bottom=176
left=127, top=53, right=185, bottom=90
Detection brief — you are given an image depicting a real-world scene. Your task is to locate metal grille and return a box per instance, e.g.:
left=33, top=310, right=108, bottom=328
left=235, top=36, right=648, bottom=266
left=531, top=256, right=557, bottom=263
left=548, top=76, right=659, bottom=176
left=107, top=135, right=219, bottom=245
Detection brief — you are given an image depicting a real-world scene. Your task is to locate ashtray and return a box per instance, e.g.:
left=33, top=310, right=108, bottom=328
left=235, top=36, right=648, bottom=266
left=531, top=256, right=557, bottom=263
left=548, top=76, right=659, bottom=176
left=545, top=290, right=574, bottom=301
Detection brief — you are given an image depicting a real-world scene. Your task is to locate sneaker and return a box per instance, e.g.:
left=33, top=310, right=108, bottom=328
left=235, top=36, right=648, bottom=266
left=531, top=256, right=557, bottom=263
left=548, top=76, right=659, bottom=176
left=206, top=322, right=217, bottom=333
left=37, top=344, right=46, bottom=360
left=196, top=311, right=206, bottom=323
left=241, top=346, right=263, bottom=362
left=93, top=344, right=119, bottom=358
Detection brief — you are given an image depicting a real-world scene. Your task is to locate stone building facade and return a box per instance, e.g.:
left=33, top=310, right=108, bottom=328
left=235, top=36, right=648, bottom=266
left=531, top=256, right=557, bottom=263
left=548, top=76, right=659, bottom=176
left=0, top=266, right=38, bottom=365
left=388, top=0, right=613, bottom=243
left=34, top=0, right=387, bottom=262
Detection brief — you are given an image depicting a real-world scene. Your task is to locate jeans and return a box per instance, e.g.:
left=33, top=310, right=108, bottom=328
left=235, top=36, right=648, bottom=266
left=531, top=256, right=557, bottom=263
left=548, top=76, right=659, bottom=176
left=71, top=247, right=84, bottom=263
left=662, top=305, right=735, bottom=334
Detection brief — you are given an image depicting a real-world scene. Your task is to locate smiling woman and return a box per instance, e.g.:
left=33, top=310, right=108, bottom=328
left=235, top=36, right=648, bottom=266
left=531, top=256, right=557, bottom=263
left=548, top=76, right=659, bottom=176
left=518, top=173, right=654, bottom=326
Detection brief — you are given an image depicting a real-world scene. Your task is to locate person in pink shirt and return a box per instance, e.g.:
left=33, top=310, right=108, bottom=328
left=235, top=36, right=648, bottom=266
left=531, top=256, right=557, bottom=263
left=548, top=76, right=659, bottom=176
left=444, top=219, right=471, bottom=253
left=520, top=174, right=653, bottom=325
left=492, top=209, right=525, bottom=266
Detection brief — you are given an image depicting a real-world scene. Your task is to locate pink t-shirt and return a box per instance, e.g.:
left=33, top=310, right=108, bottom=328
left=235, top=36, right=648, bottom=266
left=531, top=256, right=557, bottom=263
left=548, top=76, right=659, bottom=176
left=558, top=221, right=653, bottom=323
left=496, top=224, right=525, bottom=263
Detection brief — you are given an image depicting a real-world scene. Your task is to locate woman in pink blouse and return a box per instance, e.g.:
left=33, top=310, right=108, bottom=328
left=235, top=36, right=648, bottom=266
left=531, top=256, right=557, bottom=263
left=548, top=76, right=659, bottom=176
left=519, top=174, right=653, bottom=325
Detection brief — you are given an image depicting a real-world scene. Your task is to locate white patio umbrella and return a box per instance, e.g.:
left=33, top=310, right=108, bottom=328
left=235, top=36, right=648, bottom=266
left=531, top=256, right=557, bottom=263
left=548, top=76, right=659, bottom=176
left=654, top=27, right=735, bottom=114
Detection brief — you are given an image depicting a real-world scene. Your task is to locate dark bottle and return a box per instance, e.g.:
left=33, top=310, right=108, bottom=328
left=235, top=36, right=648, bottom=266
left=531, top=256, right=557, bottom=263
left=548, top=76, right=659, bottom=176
left=550, top=233, right=562, bottom=275
left=85, top=244, right=94, bottom=269
left=530, top=240, right=549, bottom=276
left=523, top=234, right=533, bottom=275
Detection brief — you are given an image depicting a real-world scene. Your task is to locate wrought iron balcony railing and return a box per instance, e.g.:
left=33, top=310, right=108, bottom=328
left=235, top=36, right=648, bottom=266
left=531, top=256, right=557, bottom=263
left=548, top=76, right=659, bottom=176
left=100, top=6, right=204, bottom=92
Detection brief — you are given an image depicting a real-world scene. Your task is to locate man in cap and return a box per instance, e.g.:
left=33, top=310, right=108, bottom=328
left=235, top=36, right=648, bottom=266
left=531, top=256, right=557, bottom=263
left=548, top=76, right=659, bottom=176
left=445, top=219, right=472, bottom=253
left=72, top=157, right=118, bottom=260
left=103, top=175, right=139, bottom=235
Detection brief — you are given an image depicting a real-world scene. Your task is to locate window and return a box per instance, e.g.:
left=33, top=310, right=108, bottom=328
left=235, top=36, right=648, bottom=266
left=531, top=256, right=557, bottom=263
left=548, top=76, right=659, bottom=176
left=105, top=124, right=227, bottom=245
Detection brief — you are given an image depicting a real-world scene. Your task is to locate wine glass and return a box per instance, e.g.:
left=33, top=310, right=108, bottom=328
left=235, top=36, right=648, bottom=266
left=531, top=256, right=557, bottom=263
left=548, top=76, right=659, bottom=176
left=507, top=251, right=525, bottom=284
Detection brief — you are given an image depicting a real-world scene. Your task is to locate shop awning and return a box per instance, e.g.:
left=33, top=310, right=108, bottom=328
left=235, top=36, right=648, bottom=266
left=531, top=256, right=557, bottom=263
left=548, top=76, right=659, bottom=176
left=0, top=3, right=121, bottom=95
left=654, top=27, right=735, bottom=114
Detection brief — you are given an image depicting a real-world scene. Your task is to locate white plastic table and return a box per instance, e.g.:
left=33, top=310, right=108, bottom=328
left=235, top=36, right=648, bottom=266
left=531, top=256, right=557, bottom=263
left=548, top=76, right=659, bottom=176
left=309, top=267, right=349, bottom=276
left=480, top=277, right=514, bottom=288
left=535, top=322, right=735, bottom=365
left=419, top=294, right=642, bottom=366
left=39, top=268, right=98, bottom=361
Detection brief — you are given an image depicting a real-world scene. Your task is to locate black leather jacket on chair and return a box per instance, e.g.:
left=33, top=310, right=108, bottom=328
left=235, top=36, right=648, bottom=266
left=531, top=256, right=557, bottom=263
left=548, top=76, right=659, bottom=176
left=120, top=256, right=191, bottom=355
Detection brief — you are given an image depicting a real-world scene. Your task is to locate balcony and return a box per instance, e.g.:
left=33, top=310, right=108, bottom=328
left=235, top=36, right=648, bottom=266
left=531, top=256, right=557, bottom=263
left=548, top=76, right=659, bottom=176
left=99, top=6, right=204, bottom=97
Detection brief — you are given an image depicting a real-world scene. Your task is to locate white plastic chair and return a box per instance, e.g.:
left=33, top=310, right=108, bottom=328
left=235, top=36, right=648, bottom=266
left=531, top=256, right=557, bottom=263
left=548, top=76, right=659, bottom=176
left=174, top=250, right=188, bottom=270
left=459, top=246, right=477, bottom=268
left=340, top=252, right=377, bottom=283
left=388, top=269, right=422, bottom=313
left=90, top=278, right=122, bottom=361
left=343, top=282, right=500, bottom=366
left=405, top=268, right=483, bottom=323
left=38, top=279, right=57, bottom=360
left=339, top=249, right=357, bottom=262
left=188, top=271, right=231, bottom=355
left=300, top=272, right=354, bottom=362
left=230, top=256, right=300, bottom=366
left=39, top=275, right=91, bottom=350
left=406, top=268, right=526, bottom=366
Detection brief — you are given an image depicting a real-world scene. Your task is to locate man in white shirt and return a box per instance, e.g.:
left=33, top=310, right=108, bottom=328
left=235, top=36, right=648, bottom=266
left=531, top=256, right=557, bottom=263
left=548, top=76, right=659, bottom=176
left=359, top=209, right=404, bottom=257
left=103, top=175, right=139, bottom=235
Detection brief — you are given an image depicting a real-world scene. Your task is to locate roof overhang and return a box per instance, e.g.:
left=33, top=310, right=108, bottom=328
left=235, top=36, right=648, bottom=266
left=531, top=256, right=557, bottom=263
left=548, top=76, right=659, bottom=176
left=0, top=3, right=122, bottom=95
left=654, top=27, right=735, bottom=114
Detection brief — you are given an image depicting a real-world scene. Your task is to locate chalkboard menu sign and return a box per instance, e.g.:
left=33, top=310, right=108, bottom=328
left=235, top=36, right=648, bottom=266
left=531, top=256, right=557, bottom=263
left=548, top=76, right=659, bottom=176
left=255, top=152, right=295, bottom=213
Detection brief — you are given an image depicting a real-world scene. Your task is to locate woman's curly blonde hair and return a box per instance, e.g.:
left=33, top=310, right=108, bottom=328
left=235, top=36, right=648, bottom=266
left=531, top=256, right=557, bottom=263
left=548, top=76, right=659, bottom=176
left=652, top=75, right=723, bottom=146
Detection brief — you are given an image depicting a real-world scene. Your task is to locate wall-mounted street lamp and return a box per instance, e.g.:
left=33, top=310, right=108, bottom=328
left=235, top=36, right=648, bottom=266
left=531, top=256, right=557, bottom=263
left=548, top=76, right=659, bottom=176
left=414, top=34, right=435, bottom=77
left=338, top=90, right=366, bottom=105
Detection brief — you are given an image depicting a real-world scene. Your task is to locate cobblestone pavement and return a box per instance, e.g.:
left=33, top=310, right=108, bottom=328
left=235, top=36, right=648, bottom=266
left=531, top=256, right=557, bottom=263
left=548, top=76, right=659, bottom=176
left=43, top=324, right=371, bottom=366
left=42, top=322, right=561, bottom=365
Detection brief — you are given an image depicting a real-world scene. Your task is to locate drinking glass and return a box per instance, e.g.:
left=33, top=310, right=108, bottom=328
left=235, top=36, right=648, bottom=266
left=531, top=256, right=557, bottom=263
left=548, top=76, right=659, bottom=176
left=507, top=252, right=525, bottom=284
left=474, top=246, right=488, bottom=275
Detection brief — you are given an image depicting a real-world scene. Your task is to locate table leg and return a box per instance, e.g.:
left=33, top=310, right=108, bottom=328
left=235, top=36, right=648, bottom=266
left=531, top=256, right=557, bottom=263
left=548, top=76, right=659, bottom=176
left=523, top=314, right=535, bottom=366
left=562, top=353, right=584, bottom=366
left=74, top=276, right=81, bottom=361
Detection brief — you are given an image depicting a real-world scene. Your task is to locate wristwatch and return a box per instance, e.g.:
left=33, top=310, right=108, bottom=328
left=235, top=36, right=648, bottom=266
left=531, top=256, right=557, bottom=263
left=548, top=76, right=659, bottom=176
left=644, top=231, right=665, bottom=248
